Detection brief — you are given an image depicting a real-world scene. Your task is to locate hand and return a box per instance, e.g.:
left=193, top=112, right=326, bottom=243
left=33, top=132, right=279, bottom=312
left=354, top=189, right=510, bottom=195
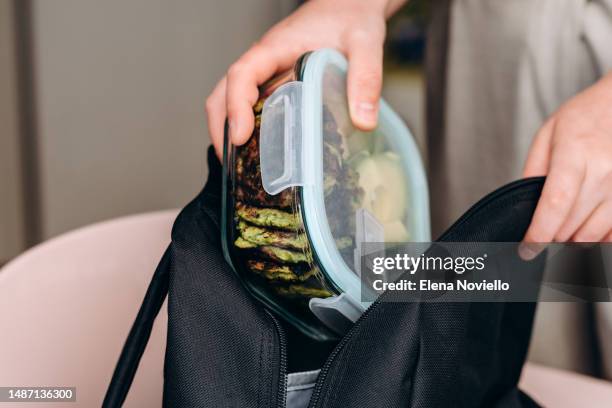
left=205, top=0, right=406, bottom=158
left=520, top=72, right=612, bottom=259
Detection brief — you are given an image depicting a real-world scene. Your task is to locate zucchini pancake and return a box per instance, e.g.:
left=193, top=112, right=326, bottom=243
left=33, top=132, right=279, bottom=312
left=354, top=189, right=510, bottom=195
left=231, top=99, right=363, bottom=301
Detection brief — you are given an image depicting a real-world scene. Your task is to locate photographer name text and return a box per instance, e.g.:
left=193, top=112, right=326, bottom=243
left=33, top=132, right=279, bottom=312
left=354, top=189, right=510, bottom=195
left=372, top=279, right=510, bottom=292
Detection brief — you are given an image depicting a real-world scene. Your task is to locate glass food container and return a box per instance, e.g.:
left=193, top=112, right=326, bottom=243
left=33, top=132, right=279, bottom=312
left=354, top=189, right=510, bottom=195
left=222, top=49, right=430, bottom=340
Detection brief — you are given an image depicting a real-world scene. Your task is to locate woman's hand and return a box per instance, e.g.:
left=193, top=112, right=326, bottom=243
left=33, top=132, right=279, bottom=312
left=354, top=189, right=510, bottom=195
left=520, top=72, right=612, bottom=259
left=205, top=0, right=406, bottom=157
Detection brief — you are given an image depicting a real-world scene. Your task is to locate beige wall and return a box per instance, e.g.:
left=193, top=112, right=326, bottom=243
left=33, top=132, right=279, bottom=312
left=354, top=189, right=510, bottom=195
left=31, top=0, right=292, bottom=239
left=5, top=0, right=421, bottom=250
left=0, top=0, right=26, bottom=261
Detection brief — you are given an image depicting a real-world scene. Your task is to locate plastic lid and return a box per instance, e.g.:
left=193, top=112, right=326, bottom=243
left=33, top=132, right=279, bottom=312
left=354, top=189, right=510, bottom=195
left=260, top=81, right=307, bottom=195
left=260, top=49, right=430, bottom=314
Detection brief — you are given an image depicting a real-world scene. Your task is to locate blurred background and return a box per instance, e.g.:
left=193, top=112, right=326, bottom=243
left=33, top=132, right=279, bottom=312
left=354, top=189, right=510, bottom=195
left=0, top=0, right=427, bottom=265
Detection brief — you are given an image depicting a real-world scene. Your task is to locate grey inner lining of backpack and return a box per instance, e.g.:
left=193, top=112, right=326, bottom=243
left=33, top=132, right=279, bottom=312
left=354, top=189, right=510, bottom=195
left=286, top=369, right=320, bottom=408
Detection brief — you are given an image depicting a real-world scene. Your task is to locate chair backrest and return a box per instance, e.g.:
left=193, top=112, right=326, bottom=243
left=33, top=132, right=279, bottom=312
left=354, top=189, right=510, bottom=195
left=0, top=210, right=177, bottom=407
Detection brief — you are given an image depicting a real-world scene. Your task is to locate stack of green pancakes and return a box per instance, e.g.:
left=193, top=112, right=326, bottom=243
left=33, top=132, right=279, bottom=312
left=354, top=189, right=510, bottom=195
left=232, top=100, right=363, bottom=301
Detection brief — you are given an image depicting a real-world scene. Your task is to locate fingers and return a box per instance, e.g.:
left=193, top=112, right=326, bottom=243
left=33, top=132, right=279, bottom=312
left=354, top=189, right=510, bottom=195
left=225, top=63, right=258, bottom=148
left=225, top=44, right=296, bottom=146
left=346, top=28, right=384, bottom=130
left=572, top=200, right=612, bottom=242
left=206, top=43, right=298, bottom=158
left=554, top=178, right=603, bottom=242
left=521, top=73, right=612, bottom=252
left=522, top=118, right=554, bottom=178
left=520, top=142, right=586, bottom=259
left=206, top=77, right=227, bottom=158
left=571, top=173, right=612, bottom=242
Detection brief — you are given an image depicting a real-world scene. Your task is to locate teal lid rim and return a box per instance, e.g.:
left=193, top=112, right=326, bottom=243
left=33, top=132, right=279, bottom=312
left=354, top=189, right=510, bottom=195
left=300, top=48, right=431, bottom=309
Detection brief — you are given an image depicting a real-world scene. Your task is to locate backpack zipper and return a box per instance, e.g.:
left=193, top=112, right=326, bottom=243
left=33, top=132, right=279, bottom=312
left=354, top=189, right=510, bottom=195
left=267, top=310, right=288, bottom=408
left=307, top=177, right=545, bottom=407
left=307, top=300, right=379, bottom=407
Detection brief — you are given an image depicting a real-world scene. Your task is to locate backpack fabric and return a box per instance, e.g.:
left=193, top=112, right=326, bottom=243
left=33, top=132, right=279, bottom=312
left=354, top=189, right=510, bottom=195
left=104, top=147, right=544, bottom=408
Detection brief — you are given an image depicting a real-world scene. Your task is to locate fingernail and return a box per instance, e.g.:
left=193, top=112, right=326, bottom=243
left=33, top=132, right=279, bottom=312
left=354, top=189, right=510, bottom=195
left=518, top=242, right=542, bottom=261
left=355, top=102, right=377, bottom=126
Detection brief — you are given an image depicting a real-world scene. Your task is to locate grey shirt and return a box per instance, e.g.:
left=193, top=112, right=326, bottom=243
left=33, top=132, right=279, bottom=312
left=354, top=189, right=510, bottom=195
left=427, top=0, right=612, bottom=236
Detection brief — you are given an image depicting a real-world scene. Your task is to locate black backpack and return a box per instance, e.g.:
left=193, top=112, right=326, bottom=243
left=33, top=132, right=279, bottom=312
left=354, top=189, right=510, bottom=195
left=104, top=147, right=544, bottom=407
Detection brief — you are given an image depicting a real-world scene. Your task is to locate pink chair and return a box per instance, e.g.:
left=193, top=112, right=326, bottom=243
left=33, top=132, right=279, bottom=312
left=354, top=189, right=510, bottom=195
left=0, top=210, right=176, bottom=407
left=1, top=210, right=611, bottom=407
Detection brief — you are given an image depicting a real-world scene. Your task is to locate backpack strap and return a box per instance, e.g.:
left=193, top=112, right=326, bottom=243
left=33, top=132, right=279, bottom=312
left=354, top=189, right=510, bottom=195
left=102, top=246, right=171, bottom=408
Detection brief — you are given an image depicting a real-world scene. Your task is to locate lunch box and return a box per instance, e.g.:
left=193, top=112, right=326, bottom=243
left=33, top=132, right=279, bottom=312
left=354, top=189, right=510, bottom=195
left=221, top=48, right=430, bottom=340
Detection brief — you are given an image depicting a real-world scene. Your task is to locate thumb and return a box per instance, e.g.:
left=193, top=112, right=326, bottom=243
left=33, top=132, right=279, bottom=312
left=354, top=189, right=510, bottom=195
left=346, top=32, right=384, bottom=131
